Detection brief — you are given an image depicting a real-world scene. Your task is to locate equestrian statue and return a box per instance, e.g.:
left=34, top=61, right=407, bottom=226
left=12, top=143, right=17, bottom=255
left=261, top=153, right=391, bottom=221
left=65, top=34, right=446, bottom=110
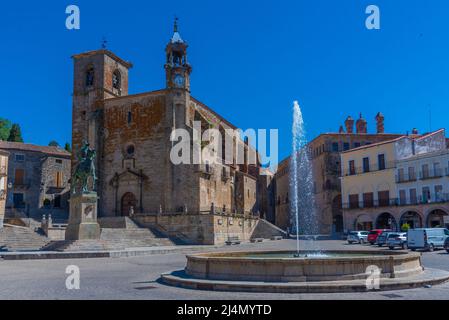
left=71, top=141, right=97, bottom=194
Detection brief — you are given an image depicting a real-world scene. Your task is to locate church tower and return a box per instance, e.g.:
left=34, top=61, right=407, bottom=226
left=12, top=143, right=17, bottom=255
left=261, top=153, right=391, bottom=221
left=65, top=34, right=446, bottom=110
left=165, top=18, right=192, bottom=91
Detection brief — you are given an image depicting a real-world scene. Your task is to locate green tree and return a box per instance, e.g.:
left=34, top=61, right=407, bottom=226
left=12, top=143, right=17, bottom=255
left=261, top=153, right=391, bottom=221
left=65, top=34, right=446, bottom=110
left=0, top=118, right=12, bottom=141
left=64, top=142, right=72, bottom=153
left=48, top=140, right=60, bottom=147
left=7, top=123, right=23, bottom=142
left=401, top=223, right=411, bottom=232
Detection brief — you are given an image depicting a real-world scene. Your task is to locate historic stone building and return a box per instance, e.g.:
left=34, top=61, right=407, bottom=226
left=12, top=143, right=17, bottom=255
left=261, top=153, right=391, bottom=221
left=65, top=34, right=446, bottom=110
left=275, top=114, right=404, bottom=235
left=0, top=141, right=71, bottom=224
left=0, top=150, right=8, bottom=228
left=71, top=22, right=268, bottom=220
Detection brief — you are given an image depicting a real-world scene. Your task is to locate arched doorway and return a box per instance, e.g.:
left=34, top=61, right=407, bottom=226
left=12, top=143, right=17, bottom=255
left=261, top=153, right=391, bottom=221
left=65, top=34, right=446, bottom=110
left=121, top=192, right=137, bottom=217
left=376, top=212, right=398, bottom=231
left=354, top=214, right=373, bottom=231
left=427, top=209, right=448, bottom=228
left=332, top=195, right=343, bottom=233
left=399, top=211, right=423, bottom=230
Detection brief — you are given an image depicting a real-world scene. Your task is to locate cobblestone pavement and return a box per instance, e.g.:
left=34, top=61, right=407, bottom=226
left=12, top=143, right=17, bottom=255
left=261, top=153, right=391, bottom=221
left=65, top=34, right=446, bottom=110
left=0, top=239, right=448, bottom=300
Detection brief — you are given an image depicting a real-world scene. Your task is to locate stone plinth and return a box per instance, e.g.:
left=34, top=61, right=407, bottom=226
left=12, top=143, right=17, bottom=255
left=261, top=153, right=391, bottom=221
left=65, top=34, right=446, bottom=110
left=65, top=192, right=100, bottom=240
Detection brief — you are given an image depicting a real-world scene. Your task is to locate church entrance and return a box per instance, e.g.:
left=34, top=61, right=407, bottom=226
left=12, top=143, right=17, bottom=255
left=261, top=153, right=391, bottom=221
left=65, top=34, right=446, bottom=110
left=121, top=192, right=137, bottom=216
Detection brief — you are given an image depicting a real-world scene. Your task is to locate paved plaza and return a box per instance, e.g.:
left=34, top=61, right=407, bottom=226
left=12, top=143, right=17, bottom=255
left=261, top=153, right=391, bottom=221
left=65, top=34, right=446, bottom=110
left=0, top=239, right=448, bottom=300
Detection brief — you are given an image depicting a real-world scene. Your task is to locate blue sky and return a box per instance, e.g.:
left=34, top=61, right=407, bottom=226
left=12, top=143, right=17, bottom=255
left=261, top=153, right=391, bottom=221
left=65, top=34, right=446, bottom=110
left=1, top=0, right=448, bottom=163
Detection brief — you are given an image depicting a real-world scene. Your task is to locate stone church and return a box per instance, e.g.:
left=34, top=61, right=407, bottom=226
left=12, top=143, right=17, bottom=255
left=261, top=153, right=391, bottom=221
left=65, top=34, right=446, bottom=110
left=71, top=21, right=274, bottom=222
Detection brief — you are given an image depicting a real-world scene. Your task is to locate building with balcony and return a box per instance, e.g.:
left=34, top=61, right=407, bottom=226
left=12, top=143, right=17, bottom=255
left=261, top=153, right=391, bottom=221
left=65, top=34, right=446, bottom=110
left=341, top=129, right=448, bottom=231
left=0, top=150, right=9, bottom=228
left=0, top=141, right=71, bottom=224
left=275, top=113, right=403, bottom=235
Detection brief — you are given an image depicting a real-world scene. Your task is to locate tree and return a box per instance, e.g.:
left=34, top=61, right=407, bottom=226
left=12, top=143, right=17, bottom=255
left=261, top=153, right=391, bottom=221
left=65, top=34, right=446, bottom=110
left=7, top=123, right=23, bottom=142
left=0, top=118, right=12, bottom=141
left=401, top=223, right=411, bottom=232
left=64, top=142, right=72, bottom=153
left=49, top=140, right=60, bottom=147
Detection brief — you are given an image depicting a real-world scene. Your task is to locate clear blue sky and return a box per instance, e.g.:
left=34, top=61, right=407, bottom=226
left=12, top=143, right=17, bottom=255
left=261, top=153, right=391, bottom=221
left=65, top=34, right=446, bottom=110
left=1, top=0, right=448, bottom=163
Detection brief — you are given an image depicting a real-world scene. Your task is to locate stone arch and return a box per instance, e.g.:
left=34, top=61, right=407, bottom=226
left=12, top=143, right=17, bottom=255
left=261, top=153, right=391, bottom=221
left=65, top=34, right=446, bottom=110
left=121, top=192, right=137, bottom=217
left=376, top=212, right=398, bottom=231
left=426, top=208, right=449, bottom=228
left=399, top=210, right=423, bottom=230
left=354, top=213, right=373, bottom=231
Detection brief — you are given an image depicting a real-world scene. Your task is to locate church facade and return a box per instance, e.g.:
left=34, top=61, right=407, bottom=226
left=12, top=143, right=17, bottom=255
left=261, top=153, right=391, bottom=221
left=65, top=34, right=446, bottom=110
left=71, top=23, right=270, bottom=220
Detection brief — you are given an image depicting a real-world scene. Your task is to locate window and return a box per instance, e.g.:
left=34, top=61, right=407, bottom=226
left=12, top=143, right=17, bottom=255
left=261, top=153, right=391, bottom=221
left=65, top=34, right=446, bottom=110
left=15, top=154, right=25, bottom=162
left=113, top=70, right=121, bottom=90
left=408, top=167, right=416, bottom=180
left=397, top=168, right=405, bottom=182
left=13, top=193, right=25, bottom=208
left=378, top=190, right=390, bottom=206
left=343, top=142, right=350, bottom=151
left=433, top=162, right=441, bottom=177
left=349, top=194, right=359, bottom=209
left=435, top=185, right=443, bottom=201
left=86, top=67, right=95, bottom=87
left=348, top=160, right=355, bottom=175
left=56, top=159, right=63, bottom=164
left=422, top=187, right=431, bottom=203
left=55, top=171, right=63, bottom=188
left=363, top=157, right=370, bottom=173
left=126, top=144, right=135, bottom=156
left=399, top=190, right=407, bottom=205
left=354, top=142, right=361, bottom=148
left=127, top=111, right=132, bottom=124
left=378, top=154, right=386, bottom=170
left=363, top=192, right=374, bottom=208
left=331, top=143, right=339, bottom=152
left=421, top=164, right=429, bottom=179
left=14, top=169, right=24, bottom=185
left=409, top=189, right=417, bottom=204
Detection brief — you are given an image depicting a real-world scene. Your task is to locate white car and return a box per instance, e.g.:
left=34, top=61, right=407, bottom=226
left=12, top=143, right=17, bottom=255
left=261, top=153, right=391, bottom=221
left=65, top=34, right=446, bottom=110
left=386, top=232, right=407, bottom=249
left=347, top=231, right=369, bottom=244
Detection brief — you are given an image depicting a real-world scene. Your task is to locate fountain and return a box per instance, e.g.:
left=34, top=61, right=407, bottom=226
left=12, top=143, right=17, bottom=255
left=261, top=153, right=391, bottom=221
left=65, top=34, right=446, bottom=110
left=160, top=101, right=449, bottom=293
left=290, top=101, right=320, bottom=257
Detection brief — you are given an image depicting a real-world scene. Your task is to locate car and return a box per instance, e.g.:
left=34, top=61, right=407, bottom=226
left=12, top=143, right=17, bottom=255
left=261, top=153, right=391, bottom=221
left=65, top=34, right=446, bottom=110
left=347, top=231, right=369, bottom=244
left=367, top=229, right=391, bottom=245
left=375, top=231, right=394, bottom=247
left=445, top=237, right=449, bottom=253
left=407, top=228, right=449, bottom=252
left=386, top=232, right=407, bottom=250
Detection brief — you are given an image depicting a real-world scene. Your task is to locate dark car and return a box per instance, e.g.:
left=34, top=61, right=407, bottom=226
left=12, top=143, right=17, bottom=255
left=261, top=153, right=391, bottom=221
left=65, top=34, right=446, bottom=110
left=445, top=237, right=449, bottom=253
left=367, top=229, right=391, bottom=245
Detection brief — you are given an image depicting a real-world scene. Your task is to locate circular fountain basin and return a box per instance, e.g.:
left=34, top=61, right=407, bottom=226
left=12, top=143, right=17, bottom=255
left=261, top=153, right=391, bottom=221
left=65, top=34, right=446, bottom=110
left=185, top=250, right=423, bottom=282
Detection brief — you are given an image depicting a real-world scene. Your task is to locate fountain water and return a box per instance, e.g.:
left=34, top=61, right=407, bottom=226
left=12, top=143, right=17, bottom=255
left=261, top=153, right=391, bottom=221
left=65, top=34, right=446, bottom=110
left=290, top=101, right=319, bottom=255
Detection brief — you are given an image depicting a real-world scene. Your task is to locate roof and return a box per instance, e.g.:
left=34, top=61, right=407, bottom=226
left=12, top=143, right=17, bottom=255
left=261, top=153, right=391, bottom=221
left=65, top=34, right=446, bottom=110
left=171, top=32, right=184, bottom=44
left=72, top=49, right=133, bottom=69
left=0, top=141, right=71, bottom=157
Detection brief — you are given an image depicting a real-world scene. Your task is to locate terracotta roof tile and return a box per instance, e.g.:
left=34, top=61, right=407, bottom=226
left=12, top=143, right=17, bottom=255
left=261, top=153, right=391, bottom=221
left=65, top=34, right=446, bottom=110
left=0, top=141, right=71, bottom=157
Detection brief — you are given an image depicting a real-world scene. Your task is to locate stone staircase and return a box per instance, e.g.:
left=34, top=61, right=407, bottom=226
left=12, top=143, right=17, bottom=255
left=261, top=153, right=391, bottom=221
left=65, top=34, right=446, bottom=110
left=0, top=225, right=51, bottom=252
left=250, top=219, right=287, bottom=240
left=42, top=217, right=175, bottom=252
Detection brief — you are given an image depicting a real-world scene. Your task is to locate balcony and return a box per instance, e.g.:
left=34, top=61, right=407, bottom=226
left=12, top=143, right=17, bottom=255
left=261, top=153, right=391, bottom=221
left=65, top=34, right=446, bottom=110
left=396, top=174, right=417, bottom=183
left=419, top=169, right=444, bottom=180
left=343, top=161, right=395, bottom=177
left=0, top=166, right=6, bottom=177
left=196, top=164, right=214, bottom=177
left=343, top=194, right=449, bottom=209
left=13, top=180, right=31, bottom=189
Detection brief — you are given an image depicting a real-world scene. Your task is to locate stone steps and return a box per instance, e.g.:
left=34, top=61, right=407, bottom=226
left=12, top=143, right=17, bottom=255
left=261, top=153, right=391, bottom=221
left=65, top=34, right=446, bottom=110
left=0, top=226, right=51, bottom=251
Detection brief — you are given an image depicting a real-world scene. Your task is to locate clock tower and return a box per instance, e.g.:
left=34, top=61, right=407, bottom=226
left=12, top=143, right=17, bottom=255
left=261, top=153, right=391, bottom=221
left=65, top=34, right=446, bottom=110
left=165, top=18, right=192, bottom=91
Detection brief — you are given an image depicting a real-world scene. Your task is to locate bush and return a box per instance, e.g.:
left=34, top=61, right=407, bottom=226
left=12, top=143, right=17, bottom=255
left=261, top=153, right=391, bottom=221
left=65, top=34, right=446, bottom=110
left=401, top=223, right=411, bottom=232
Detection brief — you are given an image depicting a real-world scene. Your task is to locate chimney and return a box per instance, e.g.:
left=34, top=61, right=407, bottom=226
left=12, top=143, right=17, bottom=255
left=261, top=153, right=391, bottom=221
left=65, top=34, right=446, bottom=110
left=356, top=113, right=367, bottom=134
left=344, top=116, right=354, bottom=134
left=375, top=112, right=385, bottom=134
left=412, top=128, right=419, bottom=135
left=339, top=125, right=345, bottom=134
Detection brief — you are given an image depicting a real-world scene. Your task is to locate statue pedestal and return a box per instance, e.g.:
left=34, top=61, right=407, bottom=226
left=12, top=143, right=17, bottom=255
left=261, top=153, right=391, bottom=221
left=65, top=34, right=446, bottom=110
left=65, top=192, right=101, bottom=241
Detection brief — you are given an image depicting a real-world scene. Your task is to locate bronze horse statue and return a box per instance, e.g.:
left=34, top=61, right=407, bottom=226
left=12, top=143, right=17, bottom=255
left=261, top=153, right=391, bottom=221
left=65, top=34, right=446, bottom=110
left=71, top=141, right=97, bottom=194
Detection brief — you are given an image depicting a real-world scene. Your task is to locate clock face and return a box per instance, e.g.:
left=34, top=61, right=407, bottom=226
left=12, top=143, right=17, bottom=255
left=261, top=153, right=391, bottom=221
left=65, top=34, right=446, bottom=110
left=173, top=74, right=185, bottom=87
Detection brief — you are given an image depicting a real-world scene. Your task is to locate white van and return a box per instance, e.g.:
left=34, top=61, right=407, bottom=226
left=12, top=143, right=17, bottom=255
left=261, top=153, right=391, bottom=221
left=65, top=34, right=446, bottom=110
left=407, top=228, right=449, bottom=251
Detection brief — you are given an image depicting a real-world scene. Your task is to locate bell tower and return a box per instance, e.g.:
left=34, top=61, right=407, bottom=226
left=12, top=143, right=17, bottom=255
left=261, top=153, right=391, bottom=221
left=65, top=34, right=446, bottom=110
left=165, top=18, right=192, bottom=91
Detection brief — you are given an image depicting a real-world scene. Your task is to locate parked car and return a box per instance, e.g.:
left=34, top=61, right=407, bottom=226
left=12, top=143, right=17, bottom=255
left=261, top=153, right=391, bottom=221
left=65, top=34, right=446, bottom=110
left=368, top=229, right=391, bottom=245
left=386, top=232, right=407, bottom=249
left=347, top=231, right=369, bottom=244
left=375, top=231, right=394, bottom=247
left=445, top=237, right=449, bottom=253
left=407, top=228, right=449, bottom=252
